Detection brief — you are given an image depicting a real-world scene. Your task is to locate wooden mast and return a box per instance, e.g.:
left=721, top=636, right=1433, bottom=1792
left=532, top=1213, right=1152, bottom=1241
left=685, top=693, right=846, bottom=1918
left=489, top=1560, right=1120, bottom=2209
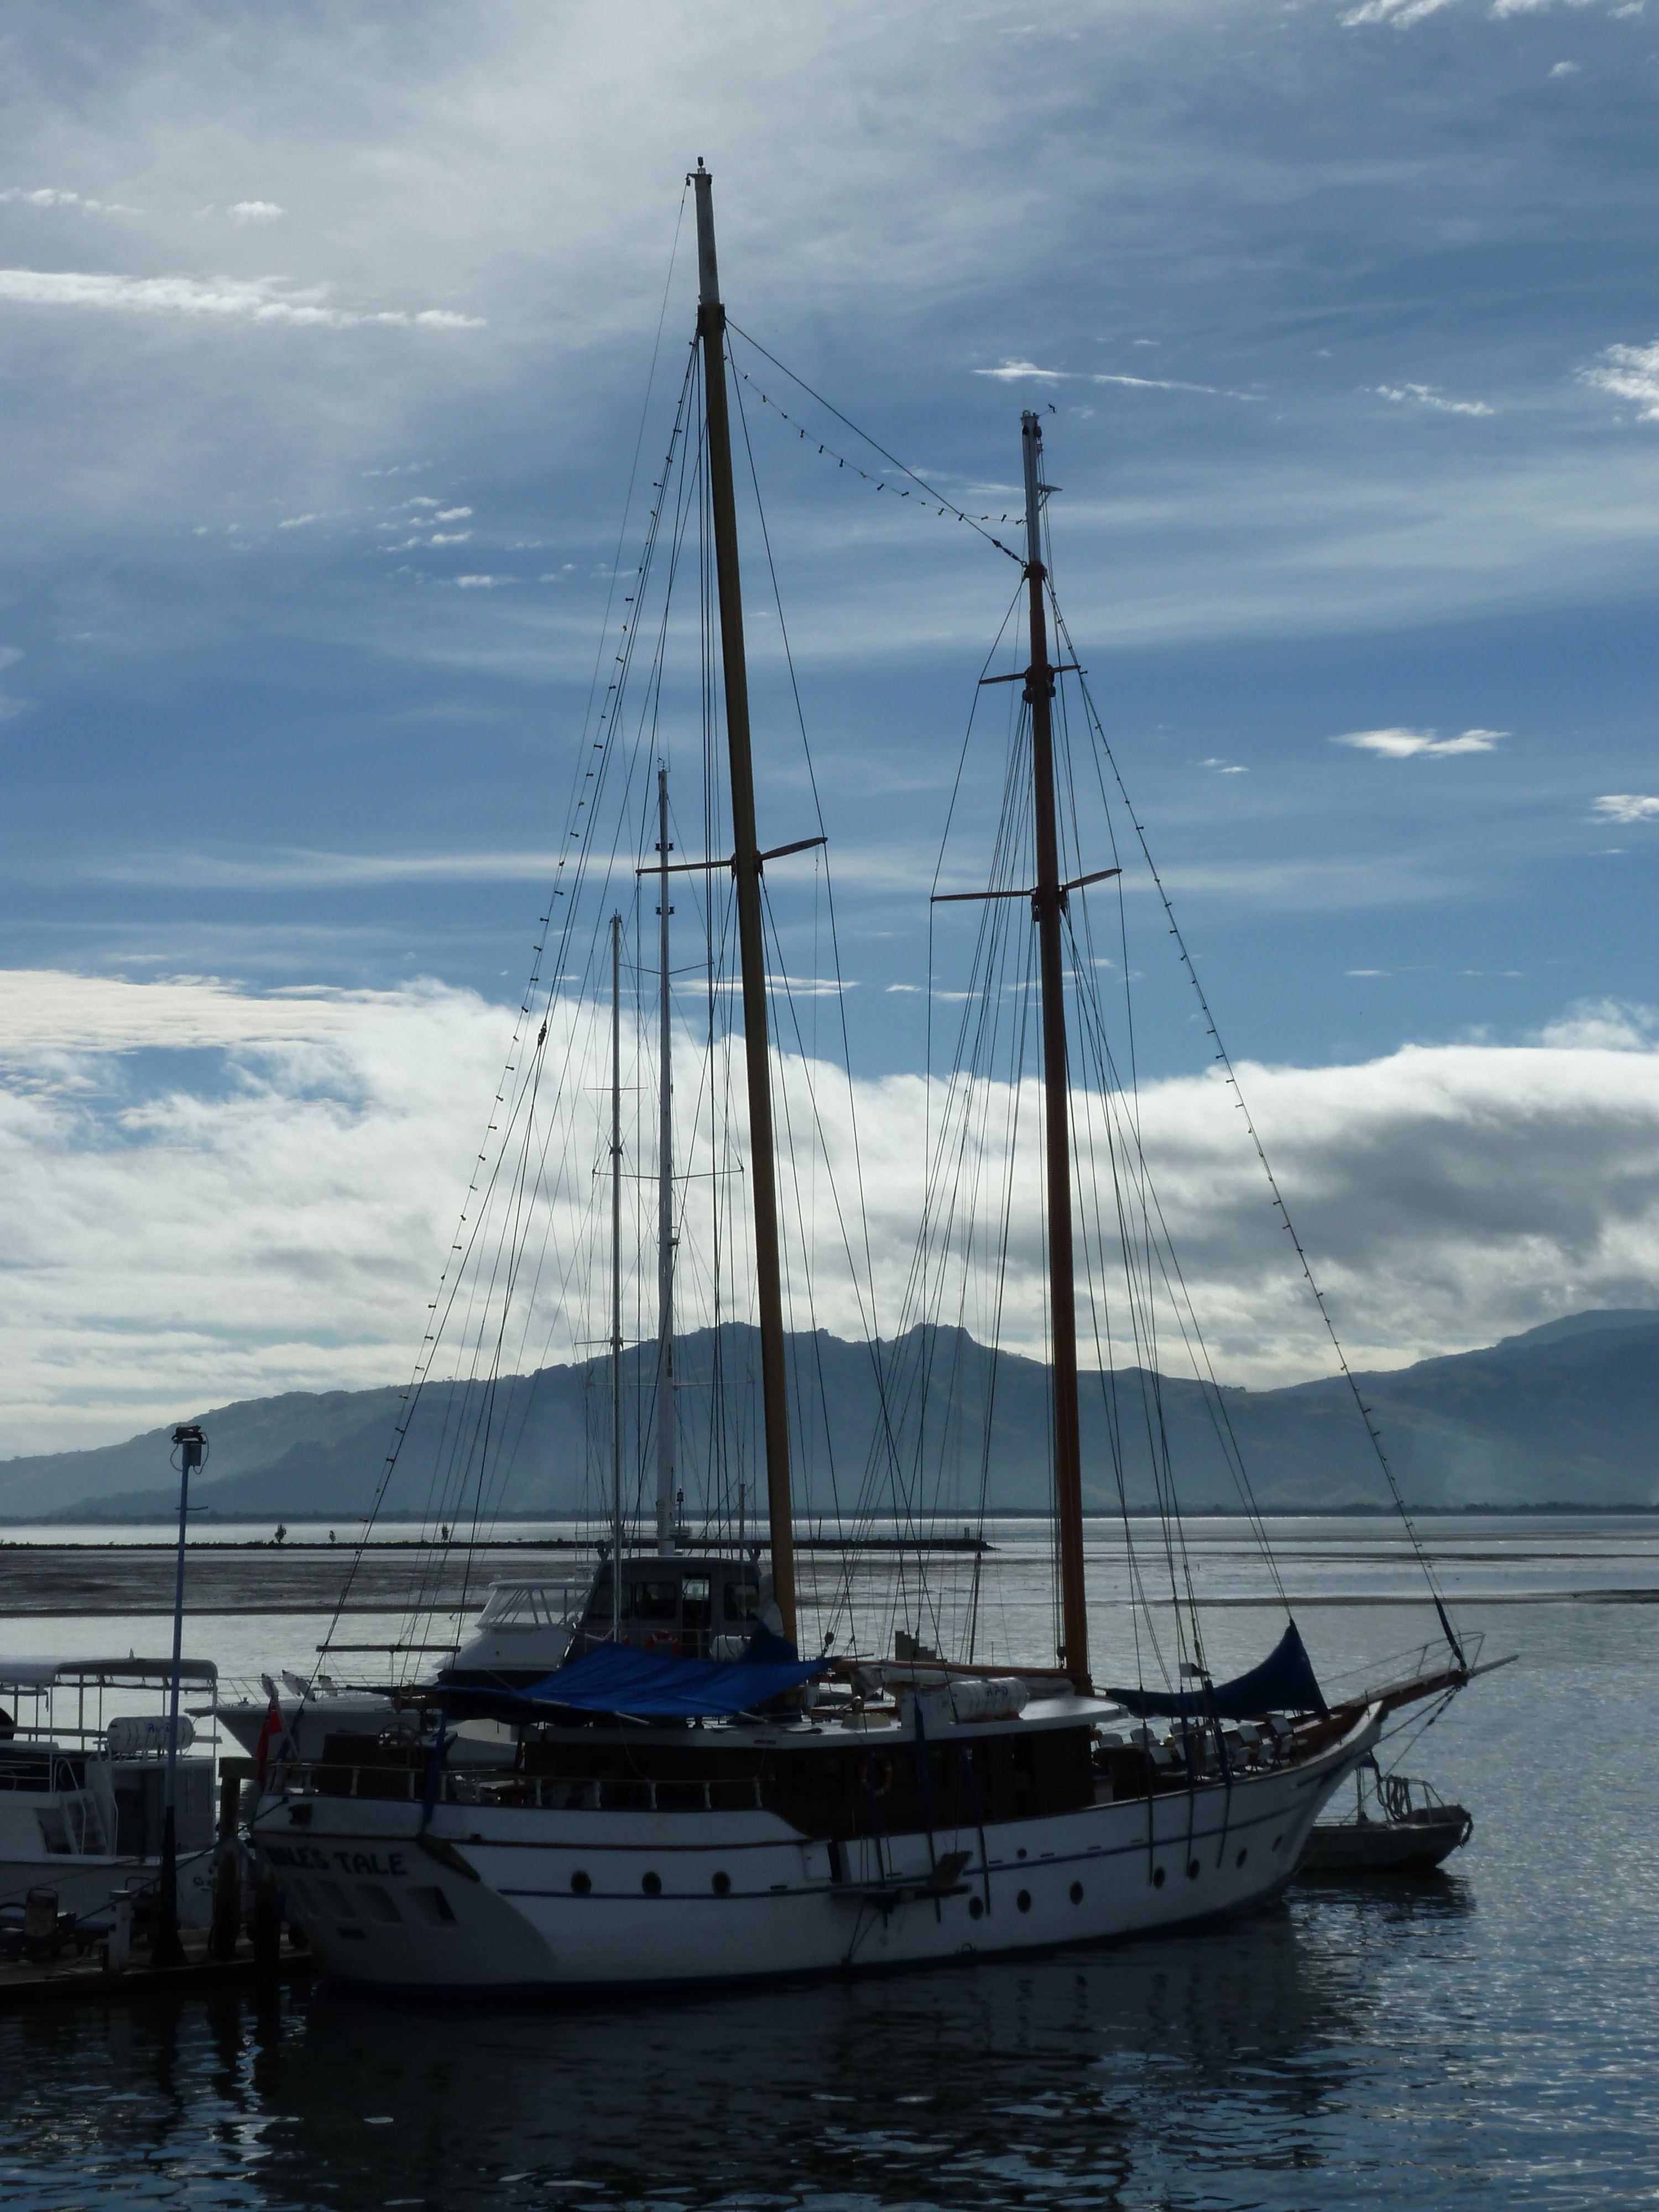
left=1021, top=410, right=1090, bottom=1691
left=654, top=766, right=676, bottom=1557
left=609, top=909, right=624, bottom=1634
left=690, top=161, right=797, bottom=1646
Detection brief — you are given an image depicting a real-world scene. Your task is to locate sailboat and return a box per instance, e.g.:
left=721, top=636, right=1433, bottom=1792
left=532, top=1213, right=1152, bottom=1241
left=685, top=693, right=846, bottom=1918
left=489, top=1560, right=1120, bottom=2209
left=248, top=166, right=1457, bottom=1990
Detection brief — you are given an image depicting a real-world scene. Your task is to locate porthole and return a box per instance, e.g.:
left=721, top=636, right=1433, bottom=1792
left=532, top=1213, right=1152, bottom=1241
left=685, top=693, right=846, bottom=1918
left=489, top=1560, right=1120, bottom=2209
left=712, top=1870, right=731, bottom=1897
left=968, top=1895, right=984, bottom=1920
left=641, top=1870, right=662, bottom=1897
left=1016, top=1889, right=1032, bottom=1914
left=1069, top=1881, right=1083, bottom=1905
left=1152, top=1865, right=1166, bottom=1889
left=1187, top=1860, right=1201, bottom=1881
left=570, top=1870, right=591, bottom=1896
left=1235, top=1848, right=1248, bottom=1869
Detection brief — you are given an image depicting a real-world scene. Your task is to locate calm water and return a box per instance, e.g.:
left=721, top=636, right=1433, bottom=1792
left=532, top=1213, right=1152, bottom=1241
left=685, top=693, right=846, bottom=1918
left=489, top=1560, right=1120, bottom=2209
left=1, top=1527, right=1655, bottom=2209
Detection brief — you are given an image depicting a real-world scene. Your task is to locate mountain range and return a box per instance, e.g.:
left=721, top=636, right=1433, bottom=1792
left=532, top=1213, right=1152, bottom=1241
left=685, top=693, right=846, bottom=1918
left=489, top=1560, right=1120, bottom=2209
left=2, top=1308, right=1655, bottom=1524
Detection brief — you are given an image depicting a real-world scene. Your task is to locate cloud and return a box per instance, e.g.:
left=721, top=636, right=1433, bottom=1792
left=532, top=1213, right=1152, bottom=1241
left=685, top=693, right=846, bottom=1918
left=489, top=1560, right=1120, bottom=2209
left=974, top=358, right=1068, bottom=382
left=0, top=185, right=143, bottom=213
left=1579, top=339, right=1659, bottom=419
left=276, top=513, right=317, bottom=530
left=1200, top=757, right=1249, bottom=774
left=228, top=200, right=284, bottom=221
left=974, top=361, right=1259, bottom=402
left=0, top=268, right=484, bottom=329
left=1549, top=58, right=1582, bottom=72
left=1593, top=794, right=1659, bottom=822
left=429, top=530, right=472, bottom=544
left=0, top=643, right=31, bottom=721
left=455, top=573, right=505, bottom=587
left=1536, top=998, right=1659, bottom=1050
left=1340, top=0, right=1458, bottom=25
left=2, top=973, right=1657, bottom=1452
left=432, top=507, right=472, bottom=521
left=1374, top=383, right=1495, bottom=417
left=1331, top=726, right=1507, bottom=757
left=91, top=848, right=564, bottom=890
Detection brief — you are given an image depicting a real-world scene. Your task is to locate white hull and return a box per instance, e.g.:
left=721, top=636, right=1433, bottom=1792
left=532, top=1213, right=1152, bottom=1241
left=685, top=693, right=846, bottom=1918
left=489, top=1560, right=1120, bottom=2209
left=254, top=1703, right=1380, bottom=1989
left=0, top=1846, right=216, bottom=1926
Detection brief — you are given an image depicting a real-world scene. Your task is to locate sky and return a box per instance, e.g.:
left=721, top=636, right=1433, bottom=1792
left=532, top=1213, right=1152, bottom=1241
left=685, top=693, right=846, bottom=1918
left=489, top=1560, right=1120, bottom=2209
left=1, top=0, right=1657, bottom=1455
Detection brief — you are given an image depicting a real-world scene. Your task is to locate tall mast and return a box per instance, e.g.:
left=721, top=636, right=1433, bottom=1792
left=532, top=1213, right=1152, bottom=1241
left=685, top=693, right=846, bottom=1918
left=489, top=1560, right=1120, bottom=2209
left=654, top=766, right=676, bottom=1557
left=609, top=910, right=624, bottom=1627
left=1021, top=411, right=1090, bottom=1691
left=690, top=160, right=797, bottom=1644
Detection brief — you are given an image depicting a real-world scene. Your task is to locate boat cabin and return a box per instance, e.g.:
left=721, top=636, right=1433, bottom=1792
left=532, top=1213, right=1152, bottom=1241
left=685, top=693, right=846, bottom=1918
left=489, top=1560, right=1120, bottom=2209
left=576, top=1553, right=764, bottom=1661
left=439, top=1554, right=766, bottom=1689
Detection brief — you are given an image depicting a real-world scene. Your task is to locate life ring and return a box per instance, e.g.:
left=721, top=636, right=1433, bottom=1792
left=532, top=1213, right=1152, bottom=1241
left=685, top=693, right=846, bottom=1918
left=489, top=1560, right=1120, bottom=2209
left=858, top=1751, right=894, bottom=1798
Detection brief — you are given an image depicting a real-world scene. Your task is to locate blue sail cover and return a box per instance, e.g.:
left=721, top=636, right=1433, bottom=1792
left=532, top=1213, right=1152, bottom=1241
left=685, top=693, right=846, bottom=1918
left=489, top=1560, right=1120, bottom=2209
left=1106, top=1620, right=1328, bottom=1721
left=507, top=1620, right=827, bottom=1720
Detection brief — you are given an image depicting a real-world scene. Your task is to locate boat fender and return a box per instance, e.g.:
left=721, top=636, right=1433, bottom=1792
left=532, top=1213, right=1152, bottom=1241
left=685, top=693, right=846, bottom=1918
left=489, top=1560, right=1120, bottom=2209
left=947, top=1678, right=1030, bottom=1726
left=106, top=1714, right=196, bottom=1757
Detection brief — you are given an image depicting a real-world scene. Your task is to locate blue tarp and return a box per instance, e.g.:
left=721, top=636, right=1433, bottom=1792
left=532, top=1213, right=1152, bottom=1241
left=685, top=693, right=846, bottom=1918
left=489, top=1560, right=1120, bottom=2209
left=494, top=1620, right=827, bottom=1720
left=1106, top=1619, right=1328, bottom=1721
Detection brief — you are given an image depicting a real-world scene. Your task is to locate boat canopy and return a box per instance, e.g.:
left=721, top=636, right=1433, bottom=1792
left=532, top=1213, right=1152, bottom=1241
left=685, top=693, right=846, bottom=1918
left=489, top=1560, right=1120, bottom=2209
left=0, top=1657, right=218, bottom=1692
left=439, top=1621, right=826, bottom=1722
left=1106, top=1620, right=1328, bottom=1722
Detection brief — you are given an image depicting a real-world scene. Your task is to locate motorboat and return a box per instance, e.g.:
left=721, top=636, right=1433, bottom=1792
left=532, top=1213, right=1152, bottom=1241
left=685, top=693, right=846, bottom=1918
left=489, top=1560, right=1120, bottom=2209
left=0, top=1657, right=221, bottom=1929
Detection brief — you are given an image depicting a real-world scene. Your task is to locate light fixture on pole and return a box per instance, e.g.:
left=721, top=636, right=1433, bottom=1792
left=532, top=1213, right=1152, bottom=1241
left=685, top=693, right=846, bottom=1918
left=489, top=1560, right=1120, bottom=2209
left=152, top=1421, right=206, bottom=1966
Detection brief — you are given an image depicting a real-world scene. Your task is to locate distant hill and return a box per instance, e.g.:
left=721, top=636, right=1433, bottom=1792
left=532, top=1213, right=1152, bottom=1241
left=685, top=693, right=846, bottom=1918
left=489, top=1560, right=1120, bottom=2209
left=2, top=1309, right=1655, bottom=1522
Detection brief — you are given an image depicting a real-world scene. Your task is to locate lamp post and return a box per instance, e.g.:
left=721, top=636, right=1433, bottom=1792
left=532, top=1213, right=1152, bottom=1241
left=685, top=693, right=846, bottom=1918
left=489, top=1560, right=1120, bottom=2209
left=152, top=1421, right=205, bottom=1966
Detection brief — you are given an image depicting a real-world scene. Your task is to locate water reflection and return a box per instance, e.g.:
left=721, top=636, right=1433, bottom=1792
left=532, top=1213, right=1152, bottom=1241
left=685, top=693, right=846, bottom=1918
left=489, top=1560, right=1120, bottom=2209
left=2, top=1893, right=1457, bottom=2211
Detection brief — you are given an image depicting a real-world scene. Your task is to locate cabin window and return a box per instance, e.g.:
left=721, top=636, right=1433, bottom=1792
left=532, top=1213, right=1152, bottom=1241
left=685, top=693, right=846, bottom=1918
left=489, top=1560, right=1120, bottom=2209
left=627, top=1579, right=679, bottom=1624
left=723, top=1581, right=760, bottom=1623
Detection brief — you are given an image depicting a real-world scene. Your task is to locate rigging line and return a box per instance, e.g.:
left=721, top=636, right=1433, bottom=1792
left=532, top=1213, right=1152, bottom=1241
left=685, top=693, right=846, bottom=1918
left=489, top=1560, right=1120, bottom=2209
left=333, top=341, right=707, bottom=1661
left=1067, top=953, right=1291, bottom=1617
left=729, top=360, right=911, bottom=1557
left=724, top=320, right=1024, bottom=564
left=1050, top=593, right=1464, bottom=1666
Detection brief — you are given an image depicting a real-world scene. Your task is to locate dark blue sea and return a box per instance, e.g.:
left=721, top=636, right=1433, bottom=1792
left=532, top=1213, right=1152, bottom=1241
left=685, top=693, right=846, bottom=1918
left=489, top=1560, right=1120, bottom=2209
left=1, top=1520, right=1654, bottom=2209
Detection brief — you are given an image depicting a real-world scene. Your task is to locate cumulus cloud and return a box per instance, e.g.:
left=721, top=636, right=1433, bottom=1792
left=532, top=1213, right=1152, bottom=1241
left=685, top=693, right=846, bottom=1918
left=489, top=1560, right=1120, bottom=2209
left=1, top=973, right=1657, bottom=1453
left=228, top=200, right=283, bottom=221
left=1593, top=794, right=1659, bottom=822
left=276, top=513, right=317, bottom=529
left=1374, top=382, right=1495, bottom=416
left=1579, top=339, right=1659, bottom=419
left=0, top=268, right=484, bottom=329
left=1331, top=726, right=1506, bottom=757
left=1535, top=998, right=1659, bottom=1050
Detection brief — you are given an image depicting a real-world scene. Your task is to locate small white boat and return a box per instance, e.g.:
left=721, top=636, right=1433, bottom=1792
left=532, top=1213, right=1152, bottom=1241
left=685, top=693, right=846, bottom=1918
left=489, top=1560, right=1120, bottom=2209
left=0, top=1658, right=221, bottom=1930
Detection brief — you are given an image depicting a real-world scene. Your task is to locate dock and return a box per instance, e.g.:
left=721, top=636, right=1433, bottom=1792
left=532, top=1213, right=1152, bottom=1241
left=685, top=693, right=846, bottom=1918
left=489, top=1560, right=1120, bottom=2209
left=0, top=1926, right=311, bottom=2010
